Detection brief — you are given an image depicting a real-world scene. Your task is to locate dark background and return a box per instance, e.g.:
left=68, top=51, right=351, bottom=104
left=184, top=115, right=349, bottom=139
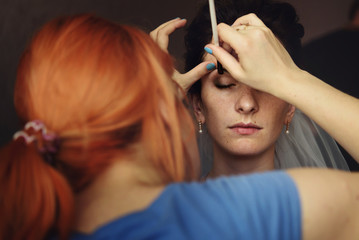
left=0, top=0, right=354, bottom=146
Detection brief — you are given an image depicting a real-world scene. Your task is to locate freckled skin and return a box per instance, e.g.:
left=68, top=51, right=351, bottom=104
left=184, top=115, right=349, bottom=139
left=194, top=54, right=295, bottom=172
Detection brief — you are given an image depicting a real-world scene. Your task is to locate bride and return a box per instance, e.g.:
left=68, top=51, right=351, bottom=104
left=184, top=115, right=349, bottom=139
left=151, top=0, right=349, bottom=178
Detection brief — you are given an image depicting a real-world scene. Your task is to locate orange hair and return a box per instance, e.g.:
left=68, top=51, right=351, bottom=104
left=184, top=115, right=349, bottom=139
left=0, top=14, right=198, bottom=239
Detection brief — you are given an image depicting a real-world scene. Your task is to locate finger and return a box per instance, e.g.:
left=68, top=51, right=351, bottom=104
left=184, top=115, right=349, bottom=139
left=151, top=19, right=187, bottom=51
left=150, top=18, right=182, bottom=35
left=157, top=17, right=181, bottom=29
left=152, top=18, right=187, bottom=40
left=159, top=18, right=187, bottom=36
left=150, top=18, right=185, bottom=40
left=231, top=13, right=266, bottom=27
left=182, top=61, right=214, bottom=83
left=173, top=61, right=214, bottom=93
left=217, top=23, right=246, bottom=51
left=205, top=44, right=244, bottom=81
left=232, top=24, right=253, bottom=31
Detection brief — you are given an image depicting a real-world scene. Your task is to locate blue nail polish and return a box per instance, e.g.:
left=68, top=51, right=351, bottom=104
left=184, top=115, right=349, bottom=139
left=204, top=47, right=213, bottom=54
left=206, top=63, right=216, bottom=71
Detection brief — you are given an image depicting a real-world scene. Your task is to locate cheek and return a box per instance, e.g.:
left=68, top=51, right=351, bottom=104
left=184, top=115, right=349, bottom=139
left=261, top=97, right=290, bottom=129
left=256, top=97, right=290, bottom=146
left=203, top=101, right=227, bottom=129
left=201, top=89, right=232, bottom=126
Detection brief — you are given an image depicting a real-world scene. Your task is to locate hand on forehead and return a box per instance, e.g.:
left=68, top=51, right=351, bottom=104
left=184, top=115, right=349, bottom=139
left=204, top=36, right=238, bottom=64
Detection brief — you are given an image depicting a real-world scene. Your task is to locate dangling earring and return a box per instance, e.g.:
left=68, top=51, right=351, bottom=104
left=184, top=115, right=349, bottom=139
left=198, top=121, right=203, bottom=134
left=285, top=122, right=290, bottom=134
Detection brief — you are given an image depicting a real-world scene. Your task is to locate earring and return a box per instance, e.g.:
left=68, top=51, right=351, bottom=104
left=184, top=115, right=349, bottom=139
left=285, top=122, right=290, bottom=134
left=198, top=121, right=203, bottom=134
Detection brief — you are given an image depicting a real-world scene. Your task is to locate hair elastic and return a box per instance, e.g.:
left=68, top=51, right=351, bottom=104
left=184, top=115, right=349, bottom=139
left=13, top=120, right=58, bottom=164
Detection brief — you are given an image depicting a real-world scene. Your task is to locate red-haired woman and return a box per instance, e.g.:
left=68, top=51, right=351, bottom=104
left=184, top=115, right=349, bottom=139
left=1, top=14, right=359, bottom=240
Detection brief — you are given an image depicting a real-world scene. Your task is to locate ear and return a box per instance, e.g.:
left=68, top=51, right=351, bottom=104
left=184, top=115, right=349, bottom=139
left=284, top=104, right=296, bottom=124
left=190, top=94, right=206, bottom=124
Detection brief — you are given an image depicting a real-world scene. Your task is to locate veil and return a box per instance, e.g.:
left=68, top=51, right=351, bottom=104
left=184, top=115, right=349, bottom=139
left=274, top=109, right=349, bottom=170
left=198, top=109, right=349, bottom=177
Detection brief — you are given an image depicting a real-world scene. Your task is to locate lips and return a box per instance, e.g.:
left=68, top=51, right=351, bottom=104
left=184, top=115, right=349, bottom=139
left=229, top=122, right=263, bottom=135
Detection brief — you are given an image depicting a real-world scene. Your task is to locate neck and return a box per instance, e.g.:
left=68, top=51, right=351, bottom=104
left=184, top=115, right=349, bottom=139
left=73, top=150, right=165, bottom=234
left=208, top=144, right=275, bottom=178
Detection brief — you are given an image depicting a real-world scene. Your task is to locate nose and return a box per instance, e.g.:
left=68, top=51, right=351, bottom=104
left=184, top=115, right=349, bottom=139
left=235, top=85, right=259, bottom=114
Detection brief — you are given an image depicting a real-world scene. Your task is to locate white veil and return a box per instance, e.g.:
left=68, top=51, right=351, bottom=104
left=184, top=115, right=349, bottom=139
left=198, top=109, right=349, bottom=176
left=274, top=109, right=349, bottom=170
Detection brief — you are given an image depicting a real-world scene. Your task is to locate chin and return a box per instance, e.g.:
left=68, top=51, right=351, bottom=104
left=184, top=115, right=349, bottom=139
left=227, top=144, right=262, bottom=156
left=232, top=149, right=260, bottom=157
left=233, top=140, right=261, bottom=151
left=215, top=139, right=268, bottom=157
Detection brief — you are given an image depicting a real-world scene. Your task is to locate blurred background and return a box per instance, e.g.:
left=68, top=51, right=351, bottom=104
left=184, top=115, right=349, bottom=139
left=0, top=0, right=356, bottom=168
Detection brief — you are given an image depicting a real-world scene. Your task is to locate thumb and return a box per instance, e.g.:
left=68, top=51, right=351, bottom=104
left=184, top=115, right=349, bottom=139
left=173, top=61, right=215, bottom=93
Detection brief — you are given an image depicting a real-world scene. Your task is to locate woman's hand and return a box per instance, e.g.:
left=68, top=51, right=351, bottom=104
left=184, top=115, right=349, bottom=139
left=150, top=18, right=214, bottom=93
left=206, top=14, right=359, bottom=162
left=150, top=18, right=186, bottom=53
left=205, top=13, right=301, bottom=96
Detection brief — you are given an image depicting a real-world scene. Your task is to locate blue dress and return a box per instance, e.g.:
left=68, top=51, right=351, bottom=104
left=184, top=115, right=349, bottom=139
left=69, top=171, right=301, bottom=240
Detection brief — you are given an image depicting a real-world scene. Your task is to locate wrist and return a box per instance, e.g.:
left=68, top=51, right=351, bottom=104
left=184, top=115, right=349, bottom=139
left=274, top=68, right=314, bottom=108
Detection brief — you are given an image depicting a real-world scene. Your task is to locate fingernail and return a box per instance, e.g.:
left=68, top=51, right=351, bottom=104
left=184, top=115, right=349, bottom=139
left=206, top=63, right=216, bottom=71
left=204, top=47, right=213, bottom=54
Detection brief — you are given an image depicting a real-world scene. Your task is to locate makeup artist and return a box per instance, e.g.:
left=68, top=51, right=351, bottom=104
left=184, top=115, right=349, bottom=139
left=2, top=13, right=359, bottom=240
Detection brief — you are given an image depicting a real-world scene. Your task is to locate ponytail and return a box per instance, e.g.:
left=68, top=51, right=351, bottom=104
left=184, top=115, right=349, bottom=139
left=0, top=138, right=74, bottom=240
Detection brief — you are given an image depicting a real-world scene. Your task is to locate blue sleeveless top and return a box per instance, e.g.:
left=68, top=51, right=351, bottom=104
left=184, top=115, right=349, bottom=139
left=69, top=171, right=301, bottom=240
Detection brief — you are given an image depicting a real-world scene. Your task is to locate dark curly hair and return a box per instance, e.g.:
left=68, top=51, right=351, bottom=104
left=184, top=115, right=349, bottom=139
left=185, top=0, right=304, bottom=95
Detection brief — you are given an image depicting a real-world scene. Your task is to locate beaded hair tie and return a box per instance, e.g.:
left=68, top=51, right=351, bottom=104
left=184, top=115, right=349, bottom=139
left=13, top=120, right=58, bottom=164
